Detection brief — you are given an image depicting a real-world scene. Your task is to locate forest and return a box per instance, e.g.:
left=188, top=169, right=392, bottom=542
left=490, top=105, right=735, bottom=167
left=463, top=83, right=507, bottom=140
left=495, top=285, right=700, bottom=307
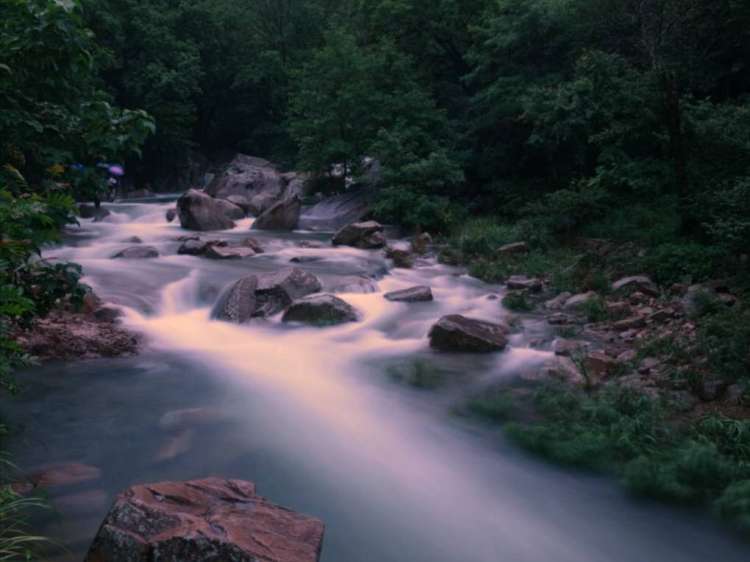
left=2, top=0, right=750, bottom=559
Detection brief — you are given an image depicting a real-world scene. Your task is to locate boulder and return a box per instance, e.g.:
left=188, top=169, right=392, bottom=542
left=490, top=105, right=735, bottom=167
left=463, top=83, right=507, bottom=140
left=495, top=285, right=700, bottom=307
left=211, top=276, right=259, bottom=323
left=506, top=275, right=542, bottom=292
left=384, top=286, right=433, bottom=303
left=254, top=268, right=322, bottom=317
left=252, top=196, right=302, bottom=231
left=112, top=246, right=159, bottom=259
left=552, top=338, right=588, bottom=357
left=563, top=291, right=598, bottom=311
left=428, top=315, right=508, bottom=353
left=612, top=275, right=659, bottom=297
left=411, top=232, right=432, bottom=255
left=225, top=194, right=252, bottom=213
left=215, top=198, right=246, bottom=220
left=84, top=478, right=325, bottom=562
left=282, top=294, right=358, bottom=326
left=248, top=192, right=279, bottom=216
left=166, top=208, right=177, bottom=223
left=298, top=190, right=372, bottom=231
left=205, top=154, right=285, bottom=202
left=177, top=189, right=236, bottom=231
left=332, top=221, right=386, bottom=249
left=212, top=269, right=322, bottom=322
left=538, top=356, right=585, bottom=386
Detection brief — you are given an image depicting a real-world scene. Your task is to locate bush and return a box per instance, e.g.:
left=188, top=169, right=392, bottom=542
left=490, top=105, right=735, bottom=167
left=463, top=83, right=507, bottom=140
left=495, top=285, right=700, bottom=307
left=715, top=480, right=750, bottom=534
left=698, top=307, right=750, bottom=382
left=502, top=292, right=533, bottom=312
left=453, top=219, right=520, bottom=258
left=639, top=242, right=724, bottom=285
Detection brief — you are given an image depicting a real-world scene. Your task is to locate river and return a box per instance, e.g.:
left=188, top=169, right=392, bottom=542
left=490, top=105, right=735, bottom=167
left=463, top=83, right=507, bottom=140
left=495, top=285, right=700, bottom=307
left=3, top=198, right=748, bottom=561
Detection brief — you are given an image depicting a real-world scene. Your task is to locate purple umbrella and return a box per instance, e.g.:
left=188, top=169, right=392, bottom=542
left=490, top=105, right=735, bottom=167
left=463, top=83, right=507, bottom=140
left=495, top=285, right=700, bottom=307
left=108, top=165, right=125, bottom=177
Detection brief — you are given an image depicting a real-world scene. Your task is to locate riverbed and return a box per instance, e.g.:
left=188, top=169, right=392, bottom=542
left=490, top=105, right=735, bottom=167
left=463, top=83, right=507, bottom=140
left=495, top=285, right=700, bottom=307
left=4, top=199, right=748, bottom=561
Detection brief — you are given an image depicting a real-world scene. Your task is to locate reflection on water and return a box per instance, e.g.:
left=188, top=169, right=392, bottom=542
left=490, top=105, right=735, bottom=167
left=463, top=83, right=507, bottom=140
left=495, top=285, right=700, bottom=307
left=3, top=200, right=748, bottom=561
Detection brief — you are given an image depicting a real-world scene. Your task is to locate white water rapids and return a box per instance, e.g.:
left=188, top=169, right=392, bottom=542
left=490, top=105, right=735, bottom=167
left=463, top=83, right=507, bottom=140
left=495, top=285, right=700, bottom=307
left=5, top=198, right=748, bottom=561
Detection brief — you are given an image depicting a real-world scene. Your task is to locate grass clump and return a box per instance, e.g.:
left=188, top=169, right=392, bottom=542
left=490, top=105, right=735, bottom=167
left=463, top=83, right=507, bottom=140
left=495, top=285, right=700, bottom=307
left=464, top=382, right=750, bottom=535
left=502, top=292, right=533, bottom=312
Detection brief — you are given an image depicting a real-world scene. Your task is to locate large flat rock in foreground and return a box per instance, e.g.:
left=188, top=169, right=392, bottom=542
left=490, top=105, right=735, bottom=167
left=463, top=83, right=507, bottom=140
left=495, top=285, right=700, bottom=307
left=85, top=477, right=325, bottom=562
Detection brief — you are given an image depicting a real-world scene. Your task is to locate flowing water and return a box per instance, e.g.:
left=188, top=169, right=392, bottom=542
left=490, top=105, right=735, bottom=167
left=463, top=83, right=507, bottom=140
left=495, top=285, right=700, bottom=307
left=3, top=199, right=749, bottom=561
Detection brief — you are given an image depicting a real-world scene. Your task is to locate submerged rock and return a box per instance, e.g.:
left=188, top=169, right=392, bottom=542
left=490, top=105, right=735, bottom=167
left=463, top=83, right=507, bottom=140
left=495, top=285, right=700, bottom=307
left=177, top=189, right=236, bottom=231
left=252, top=196, right=302, bottom=231
left=84, top=477, right=325, bottom=562
left=112, top=246, right=159, bottom=259
left=282, top=294, right=358, bottom=326
left=429, top=315, right=508, bottom=353
left=332, top=221, right=386, bottom=249
left=384, top=286, right=433, bottom=303
left=204, top=244, right=256, bottom=260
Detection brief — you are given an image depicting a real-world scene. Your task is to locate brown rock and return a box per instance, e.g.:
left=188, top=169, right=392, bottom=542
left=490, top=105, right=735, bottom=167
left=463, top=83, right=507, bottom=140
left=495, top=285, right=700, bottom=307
left=386, top=248, right=414, bottom=269
left=85, top=478, right=325, bottom=562
left=613, top=315, right=646, bottom=331
left=506, top=275, right=542, bottom=292
left=612, top=275, right=659, bottom=297
left=583, top=351, right=618, bottom=381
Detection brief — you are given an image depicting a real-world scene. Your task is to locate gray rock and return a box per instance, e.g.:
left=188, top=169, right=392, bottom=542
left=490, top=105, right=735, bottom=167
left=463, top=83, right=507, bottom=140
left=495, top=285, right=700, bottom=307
left=386, top=248, right=414, bottom=269
left=612, top=275, right=659, bottom=297
left=92, top=208, right=112, bottom=222
left=563, top=291, right=598, bottom=311
left=254, top=268, right=322, bottom=317
left=165, top=208, right=177, bottom=222
left=384, top=286, right=433, bottom=303
left=282, top=294, right=358, bottom=326
left=506, top=275, right=542, bottom=292
left=332, top=221, right=386, bottom=249
left=225, top=194, right=251, bottom=213
left=204, top=244, right=256, bottom=260
left=252, top=196, right=302, bottom=231
left=177, top=189, right=235, bottom=231
left=327, top=276, right=379, bottom=294
left=112, top=246, right=159, bottom=259
left=215, top=198, right=246, bottom=220
left=545, top=292, right=572, bottom=310
left=298, top=190, right=372, bottom=231
left=177, top=239, right=208, bottom=256
left=247, top=192, right=279, bottom=216
left=429, top=315, right=508, bottom=353
left=205, top=154, right=284, bottom=201
left=211, top=276, right=259, bottom=323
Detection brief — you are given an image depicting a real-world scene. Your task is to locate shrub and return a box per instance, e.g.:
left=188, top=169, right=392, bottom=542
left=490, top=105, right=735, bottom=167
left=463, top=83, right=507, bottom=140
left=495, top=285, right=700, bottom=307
left=715, top=480, right=750, bottom=534
left=698, top=307, right=750, bottom=382
left=639, top=242, right=724, bottom=285
left=502, top=292, right=533, bottom=312
left=453, top=219, right=520, bottom=258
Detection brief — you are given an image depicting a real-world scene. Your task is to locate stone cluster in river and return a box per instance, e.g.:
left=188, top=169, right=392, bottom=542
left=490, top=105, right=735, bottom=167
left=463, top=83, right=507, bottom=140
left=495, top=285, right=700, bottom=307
left=85, top=477, right=325, bottom=562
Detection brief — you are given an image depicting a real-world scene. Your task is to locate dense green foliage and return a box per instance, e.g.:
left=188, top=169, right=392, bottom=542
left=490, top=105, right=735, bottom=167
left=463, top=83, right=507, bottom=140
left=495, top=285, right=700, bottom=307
left=72, top=0, right=750, bottom=286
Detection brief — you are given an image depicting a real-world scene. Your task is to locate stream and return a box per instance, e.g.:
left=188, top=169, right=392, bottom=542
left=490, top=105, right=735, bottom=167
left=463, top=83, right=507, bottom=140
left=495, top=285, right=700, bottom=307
left=3, top=198, right=749, bottom=561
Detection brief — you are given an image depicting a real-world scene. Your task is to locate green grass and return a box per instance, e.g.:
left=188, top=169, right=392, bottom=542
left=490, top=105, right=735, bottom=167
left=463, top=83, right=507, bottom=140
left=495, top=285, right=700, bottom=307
left=502, top=292, right=534, bottom=312
left=0, top=457, right=49, bottom=561
left=463, top=383, right=750, bottom=535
